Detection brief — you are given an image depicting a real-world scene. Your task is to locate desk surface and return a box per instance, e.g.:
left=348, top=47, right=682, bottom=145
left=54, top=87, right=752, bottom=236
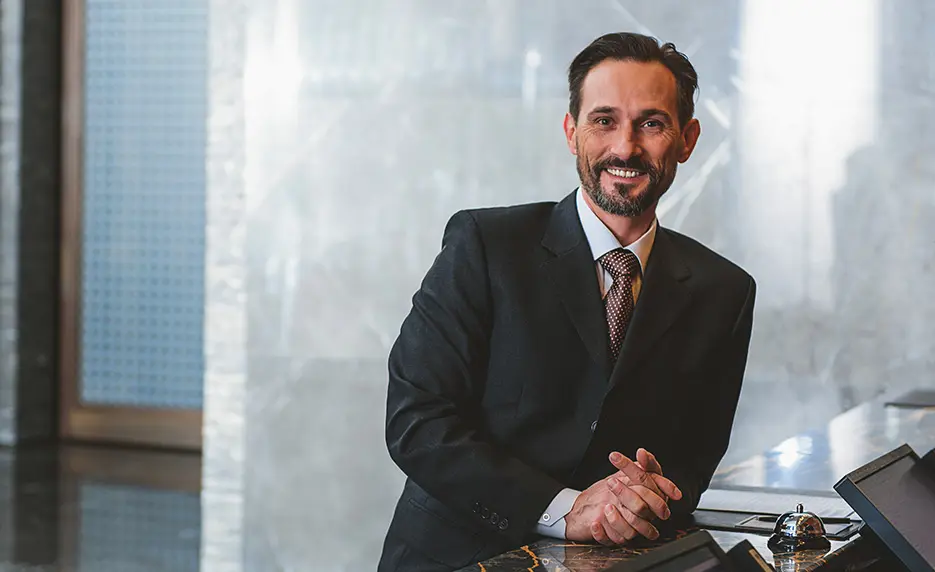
left=465, top=400, right=935, bottom=571
left=458, top=529, right=868, bottom=571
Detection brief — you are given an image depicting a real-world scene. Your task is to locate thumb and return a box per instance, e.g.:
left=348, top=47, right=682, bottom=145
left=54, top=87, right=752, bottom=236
left=637, top=448, right=663, bottom=474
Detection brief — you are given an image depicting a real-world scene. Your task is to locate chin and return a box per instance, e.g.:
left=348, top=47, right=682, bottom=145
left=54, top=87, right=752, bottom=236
left=608, top=182, right=645, bottom=200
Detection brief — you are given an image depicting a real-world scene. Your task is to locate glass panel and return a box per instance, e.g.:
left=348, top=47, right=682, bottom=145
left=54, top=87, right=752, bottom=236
left=80, top=0, right=208, bottom=409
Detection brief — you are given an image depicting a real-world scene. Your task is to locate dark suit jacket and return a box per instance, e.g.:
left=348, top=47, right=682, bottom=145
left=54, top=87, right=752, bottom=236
left=379, top=191, right=756, bottom=571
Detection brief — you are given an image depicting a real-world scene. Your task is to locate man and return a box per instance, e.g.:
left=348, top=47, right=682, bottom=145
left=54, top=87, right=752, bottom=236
left=379, top=32, right=756, bottom=571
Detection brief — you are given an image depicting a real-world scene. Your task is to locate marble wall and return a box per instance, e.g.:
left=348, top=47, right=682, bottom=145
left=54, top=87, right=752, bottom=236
left=202, top=1, right=935, bottom=569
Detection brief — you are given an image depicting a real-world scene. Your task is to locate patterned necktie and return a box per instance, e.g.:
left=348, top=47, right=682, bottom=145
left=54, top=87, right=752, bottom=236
left=599, top=249, right=641, bottom=360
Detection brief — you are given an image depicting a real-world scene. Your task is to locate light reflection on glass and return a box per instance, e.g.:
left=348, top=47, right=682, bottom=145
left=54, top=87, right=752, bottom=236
left=737, top=0, right=879, bottom=310
left=774, top=435, right=813, bottom=469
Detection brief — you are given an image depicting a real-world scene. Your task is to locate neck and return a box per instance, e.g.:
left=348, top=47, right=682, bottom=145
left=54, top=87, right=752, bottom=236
left=582, top=190, right=657, bottom=246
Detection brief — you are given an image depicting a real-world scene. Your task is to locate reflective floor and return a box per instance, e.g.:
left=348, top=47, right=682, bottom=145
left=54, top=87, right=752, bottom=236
left=0, top=445, right=201, bottom=572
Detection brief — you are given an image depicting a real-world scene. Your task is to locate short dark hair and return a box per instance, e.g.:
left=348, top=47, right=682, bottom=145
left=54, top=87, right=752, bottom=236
left=568, top=32, right=698, bottom=127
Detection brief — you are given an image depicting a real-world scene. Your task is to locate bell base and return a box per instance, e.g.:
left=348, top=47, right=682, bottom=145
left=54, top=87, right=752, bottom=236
left=767, top=534, right=831, bottom=554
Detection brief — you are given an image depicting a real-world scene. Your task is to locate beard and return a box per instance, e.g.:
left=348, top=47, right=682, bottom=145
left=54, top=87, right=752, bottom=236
left=576, top=149, right=676, bottom=217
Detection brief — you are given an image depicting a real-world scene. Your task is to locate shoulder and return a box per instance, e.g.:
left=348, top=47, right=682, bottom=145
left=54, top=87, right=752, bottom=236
left=661, top=227, right=754, bottom=291
left=458, top=200, right=557, bottom=227
left=446, top=200, right=559, bottom=244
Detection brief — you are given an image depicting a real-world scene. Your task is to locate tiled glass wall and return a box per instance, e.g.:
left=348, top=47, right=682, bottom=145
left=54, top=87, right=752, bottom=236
left=80, top=1, right=208, bottom=408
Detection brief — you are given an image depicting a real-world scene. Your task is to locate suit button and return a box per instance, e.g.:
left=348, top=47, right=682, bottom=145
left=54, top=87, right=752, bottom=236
left=481, top=507, right=490, bottom=519
left=591, top=420, right=598, bottom=432
left=490, top=512, right=499, bottom=525
left=499, top=518, right=509, bottom=531
left=472, top=502, right=481, bottom=514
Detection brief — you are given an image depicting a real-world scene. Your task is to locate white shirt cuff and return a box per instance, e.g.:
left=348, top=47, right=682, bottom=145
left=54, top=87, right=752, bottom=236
left=536, top=488, right=580, bottom=539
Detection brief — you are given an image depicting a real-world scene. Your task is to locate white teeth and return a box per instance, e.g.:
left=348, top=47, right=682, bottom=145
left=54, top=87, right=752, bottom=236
left=607, top=168, right=642, bottom=178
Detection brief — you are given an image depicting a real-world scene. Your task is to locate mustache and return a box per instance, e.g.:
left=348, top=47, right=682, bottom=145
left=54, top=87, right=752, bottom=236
left=594, top=156, right=655, bottom=174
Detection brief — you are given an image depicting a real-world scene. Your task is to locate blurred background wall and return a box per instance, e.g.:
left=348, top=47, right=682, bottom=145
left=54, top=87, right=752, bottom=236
left=194, top=0, right=933, bottom=569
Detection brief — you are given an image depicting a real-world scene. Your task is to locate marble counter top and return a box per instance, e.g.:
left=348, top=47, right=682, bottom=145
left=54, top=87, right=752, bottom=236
left=458, top=528, right=875, bottom=571
left=465, top=398, right=933, bottom=571
left=458, top=527, right=698, bottom=572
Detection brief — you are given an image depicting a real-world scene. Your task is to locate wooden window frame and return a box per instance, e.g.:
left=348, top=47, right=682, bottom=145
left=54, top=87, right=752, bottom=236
left=59, top=0, right=202, bottom=450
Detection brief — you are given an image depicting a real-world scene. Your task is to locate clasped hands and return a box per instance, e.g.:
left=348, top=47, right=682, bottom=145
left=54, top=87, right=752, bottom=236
left=565, top=448, right=682, bottom=545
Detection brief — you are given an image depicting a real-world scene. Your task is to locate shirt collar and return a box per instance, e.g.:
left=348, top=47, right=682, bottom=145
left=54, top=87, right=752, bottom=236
left=575, top=187, right=656, bottom=274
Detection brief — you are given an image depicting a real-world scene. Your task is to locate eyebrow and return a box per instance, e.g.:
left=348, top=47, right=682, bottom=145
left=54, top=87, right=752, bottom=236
left=588, top=106, right=618, bottom=116
left=586, top=106, right=674, bottom=123
left=637, top=108, right=674, bottom=123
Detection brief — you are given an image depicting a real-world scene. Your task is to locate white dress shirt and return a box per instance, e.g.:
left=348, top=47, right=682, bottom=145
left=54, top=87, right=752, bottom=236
left=536, top=188, right=657, bottom=538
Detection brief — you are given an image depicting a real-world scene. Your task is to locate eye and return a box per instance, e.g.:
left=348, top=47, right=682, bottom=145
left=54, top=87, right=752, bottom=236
left=643, top=119, right=664, bottom=129
left=595, top=117, right=613, bottom=127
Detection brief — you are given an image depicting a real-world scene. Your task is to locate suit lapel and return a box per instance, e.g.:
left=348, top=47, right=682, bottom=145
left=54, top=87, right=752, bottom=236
left=540, top=193, right=611, bottom=377
left=540, top=195, right=694, bottom=386
left=609, top=227, right=692, bottom=389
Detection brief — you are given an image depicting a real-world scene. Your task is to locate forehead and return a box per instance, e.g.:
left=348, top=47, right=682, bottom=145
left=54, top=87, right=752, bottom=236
left=579, top=59, right=679, bottom=116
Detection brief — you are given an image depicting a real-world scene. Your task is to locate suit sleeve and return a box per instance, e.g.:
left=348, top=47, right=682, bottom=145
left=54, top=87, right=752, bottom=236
left=385, top=210, right=565, bottom=545
left=666, top=276, right=756, bottom=515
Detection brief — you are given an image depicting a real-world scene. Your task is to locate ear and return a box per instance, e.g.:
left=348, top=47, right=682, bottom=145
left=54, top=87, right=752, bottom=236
left=678, top=118, right=701, bottom=163
left=563, top=112, right=578, bottom=155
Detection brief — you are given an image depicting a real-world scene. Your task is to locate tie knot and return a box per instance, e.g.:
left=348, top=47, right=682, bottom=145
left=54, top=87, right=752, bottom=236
left=599, top=249, right=641, bottom=280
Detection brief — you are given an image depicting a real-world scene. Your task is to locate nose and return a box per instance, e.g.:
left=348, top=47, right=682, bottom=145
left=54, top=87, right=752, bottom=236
left=609, top=124, right=642, bottom=161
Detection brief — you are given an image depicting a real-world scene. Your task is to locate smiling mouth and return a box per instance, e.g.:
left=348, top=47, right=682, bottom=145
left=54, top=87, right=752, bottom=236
left=605, top=167, right=646, bottom=179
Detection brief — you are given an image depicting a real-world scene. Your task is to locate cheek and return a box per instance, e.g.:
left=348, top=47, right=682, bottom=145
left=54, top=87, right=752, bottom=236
left=647, top=140, right=681, bottom=168
left=580, top=137, right=610, bottom=167
left=667, top=145, right=685, bottom=166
